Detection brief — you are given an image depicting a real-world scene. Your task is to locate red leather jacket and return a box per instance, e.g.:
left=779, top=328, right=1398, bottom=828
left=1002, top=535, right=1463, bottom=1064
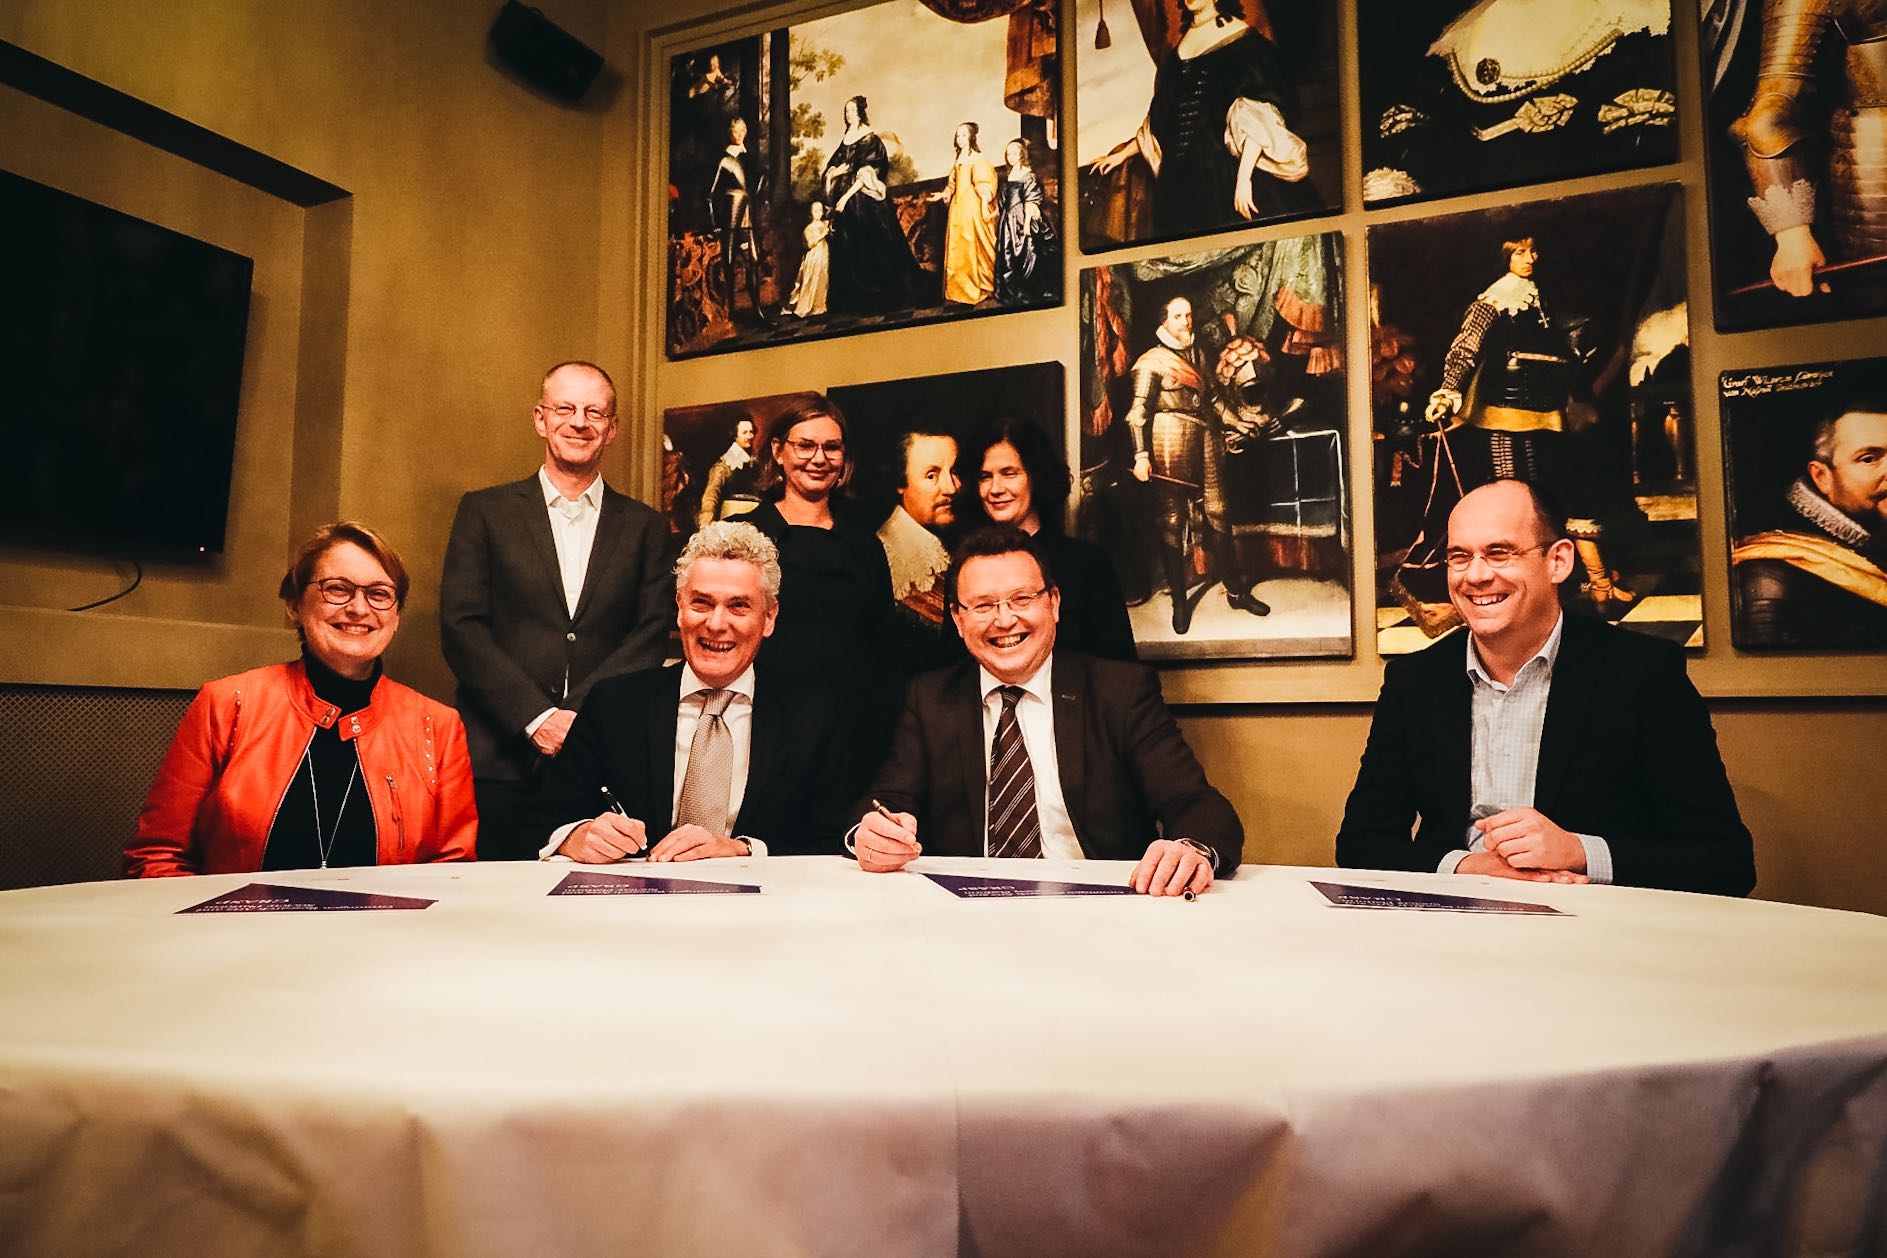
left=127, top=661, right=478, bottom=877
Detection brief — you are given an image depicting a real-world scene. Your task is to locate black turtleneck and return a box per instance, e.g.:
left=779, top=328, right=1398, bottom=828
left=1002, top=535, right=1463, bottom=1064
left=262, top=653, right=382, bottom=871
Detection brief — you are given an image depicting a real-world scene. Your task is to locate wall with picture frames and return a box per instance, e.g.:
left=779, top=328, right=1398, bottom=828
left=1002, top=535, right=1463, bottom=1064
left=610, top=0, right=1887, bottom=911
left=616, top=0, right=1887, bottom=702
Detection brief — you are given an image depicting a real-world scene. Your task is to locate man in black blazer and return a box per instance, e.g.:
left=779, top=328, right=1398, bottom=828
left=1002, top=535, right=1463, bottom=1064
left=852, top=527, right=1243, bottom=896
left=441, top=361, right=671, bottom=859
left=530, top=521, right=848, bottom=861
left=1337, top=479, right=1754, bottom=896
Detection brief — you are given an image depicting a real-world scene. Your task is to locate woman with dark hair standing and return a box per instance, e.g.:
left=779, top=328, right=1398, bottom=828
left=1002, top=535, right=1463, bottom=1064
left=823, top=94, right=923, bottom=314
left=956, top=419, right=1138, bottom=661
left=127, top=522, right=477, bottom=876
left=743, top=396, right=901, bottom=788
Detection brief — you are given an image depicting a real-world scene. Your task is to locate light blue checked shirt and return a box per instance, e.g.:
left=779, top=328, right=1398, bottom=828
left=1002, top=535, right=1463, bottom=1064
left=1437, top=615, right=1615, bottom=883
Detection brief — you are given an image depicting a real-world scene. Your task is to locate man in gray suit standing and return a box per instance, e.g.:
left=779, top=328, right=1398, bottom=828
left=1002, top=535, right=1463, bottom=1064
left=442, top=360, right=671, bottom=859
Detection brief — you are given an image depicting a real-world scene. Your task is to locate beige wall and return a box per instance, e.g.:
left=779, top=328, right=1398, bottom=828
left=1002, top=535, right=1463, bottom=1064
left=0, top=0, right=1882, bottom=910
left=0, top=0, right=614, bottom=694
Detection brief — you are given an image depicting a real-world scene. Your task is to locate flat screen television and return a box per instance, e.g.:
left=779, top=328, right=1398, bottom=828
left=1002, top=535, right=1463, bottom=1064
left=0, top=169, right=254, bottom=558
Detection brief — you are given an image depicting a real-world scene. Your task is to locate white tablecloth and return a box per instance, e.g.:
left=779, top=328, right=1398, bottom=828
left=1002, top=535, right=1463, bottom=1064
left=2, top=858, right=1885, bottom=1258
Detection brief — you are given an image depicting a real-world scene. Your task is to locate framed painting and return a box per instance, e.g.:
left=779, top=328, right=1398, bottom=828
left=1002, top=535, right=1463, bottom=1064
left=1699, top=0, right=1887, bottom=331
left=665, top=0, right=1063, bottom=359
left=828, top=361, right=1065, bottom=673
left=1368, top=184, right=1701, bottom=656
left=1077, top=232, right=1352, bottom=660
left=1358, top=0, right=1677, bottom=206
left=1721, top=358, right=1887, bottom=649
left=1074, top=0, right=1341, bottom=253
left=660, top=391, right=826, bottom=542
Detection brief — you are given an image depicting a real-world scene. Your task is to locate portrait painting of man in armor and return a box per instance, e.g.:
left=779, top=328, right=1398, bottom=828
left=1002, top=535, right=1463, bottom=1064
left=665, top=0, right=1064, bottom=359
left=829, top=362, right=1066, bottom=675
left=1368, top=184, right=1704, bottom=657
left=1078, top=234, right=1352, bottom=661
left=1700, top=0, right=1887, bottom=330
left=1075, top=0, right=1340, bottom=253
left=1358, top=0, right=1677, bottom=206
left=662, top=391, right=825, bottom=545
left=1723, top=359, right=1887, bottom=649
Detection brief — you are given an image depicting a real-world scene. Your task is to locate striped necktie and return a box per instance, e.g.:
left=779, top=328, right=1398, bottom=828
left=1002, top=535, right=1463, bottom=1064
left=986, top=685, right=1042, bottom=859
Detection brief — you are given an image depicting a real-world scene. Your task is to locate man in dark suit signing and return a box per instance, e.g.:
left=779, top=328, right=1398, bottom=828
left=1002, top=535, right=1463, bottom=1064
left=530, top=521, right=847, bottom=860
left=1336, top=479, right=1755, bottom=895
left=852, top=526, right=1243, bottom=897
left=441, top=361, right=671, bottom=859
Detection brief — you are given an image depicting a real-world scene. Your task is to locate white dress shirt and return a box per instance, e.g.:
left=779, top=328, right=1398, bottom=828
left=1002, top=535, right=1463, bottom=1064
left=1439, top=614, right=1614, bottom=883
left=976, top=656, right=1081, bottom=860
left=539, top=466, right=603, bottom=618
left=526, top=468, right=605, bottom=736
left=543, top=664, right=765, bottom=859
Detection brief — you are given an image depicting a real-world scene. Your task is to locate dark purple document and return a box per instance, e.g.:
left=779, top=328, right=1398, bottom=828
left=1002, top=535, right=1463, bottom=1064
left=924, top=873, right=1137, bottom=899
left=1311, top=881, right=1566, bottom=915
left=179, top=883, right=437, bottom=913
left=549, top=870, right=761, bottom=896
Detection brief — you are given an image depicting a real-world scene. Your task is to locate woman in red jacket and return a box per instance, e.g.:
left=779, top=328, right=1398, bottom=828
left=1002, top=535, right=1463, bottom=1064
left=127, top=522, right=477, bottom=876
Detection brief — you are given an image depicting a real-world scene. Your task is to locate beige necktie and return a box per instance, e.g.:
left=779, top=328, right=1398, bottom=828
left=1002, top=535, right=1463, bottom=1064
left=675, top=689, right=736, bottom=834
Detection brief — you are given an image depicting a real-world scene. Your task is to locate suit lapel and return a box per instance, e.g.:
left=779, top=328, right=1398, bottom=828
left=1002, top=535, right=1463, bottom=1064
left=573, top=487, right=627, bottom=624
left=1535, top=618, right=1599, bottom=812
left=1432, top=646, right=1474, bottom=822
left=736, top=668, right=779, bottom=833
left=513, top=477, right=566, bottom=618
left=952, top=665, right=987, bottom=849
left=651, top=665, right=682, bottom=829
left=1050, top=654, right=1086, bottom=841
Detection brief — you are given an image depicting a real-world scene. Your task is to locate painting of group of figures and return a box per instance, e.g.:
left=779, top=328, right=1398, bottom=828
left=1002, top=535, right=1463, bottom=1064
left=1358, top=0, right=1679, bottom=206
left=666, top=0, right=1063, bottom=358
left=1079, top=233, right=1353, bottom=660
left=1073, top=0, right=1342, bottom=252
left=1700, top=0, right=1887, bottom=331
left=1367, top=184, right=1704, bottom=655
left=1721, top=358, right=1887, bottom=650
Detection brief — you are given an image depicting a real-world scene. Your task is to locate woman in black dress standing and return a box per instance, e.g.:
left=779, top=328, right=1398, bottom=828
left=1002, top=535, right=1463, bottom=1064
left=955, top=418, right=1137, bottom=661
left=744, top=396, right=901, bottom=792
left=823, top=95, right=923, bottom=314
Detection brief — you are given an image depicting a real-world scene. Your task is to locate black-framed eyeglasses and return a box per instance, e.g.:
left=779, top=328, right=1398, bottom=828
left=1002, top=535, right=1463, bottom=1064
left=1443, top=544, right=1546, bottom=571
left=313, top=578, right=398, bottom=610
left=543, top=403, right=613, bottom=423
left=783, top=438, right=845, bottom=459
left=957, top=588, right=1048, bottom=621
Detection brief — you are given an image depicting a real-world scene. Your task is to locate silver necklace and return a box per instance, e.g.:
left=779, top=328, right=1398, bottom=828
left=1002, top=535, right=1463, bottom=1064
left=305, top=746, right=361, bottom=870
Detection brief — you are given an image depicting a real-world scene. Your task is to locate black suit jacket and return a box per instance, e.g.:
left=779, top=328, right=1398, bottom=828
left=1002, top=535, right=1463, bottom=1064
left=532, top=664, right=851, bottom=856
left=858, top=652, right=1243, bottom=872
left=440, top=475, right=670, bottom=782
left=1335, top=616, right=1755, bottom=896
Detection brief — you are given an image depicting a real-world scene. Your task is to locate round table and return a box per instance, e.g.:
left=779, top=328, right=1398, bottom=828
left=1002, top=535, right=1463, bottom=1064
left=2, top=857, right=1885, bottom=1258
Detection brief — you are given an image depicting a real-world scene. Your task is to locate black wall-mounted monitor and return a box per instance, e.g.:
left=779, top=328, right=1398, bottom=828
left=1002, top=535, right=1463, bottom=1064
left=0, top=169, right=254, bottom=558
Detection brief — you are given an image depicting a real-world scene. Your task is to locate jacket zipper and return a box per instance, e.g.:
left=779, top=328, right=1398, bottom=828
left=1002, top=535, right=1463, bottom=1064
left=265, top=729, right=320, bottom=854
left=384, top=775, right=407, bottom=859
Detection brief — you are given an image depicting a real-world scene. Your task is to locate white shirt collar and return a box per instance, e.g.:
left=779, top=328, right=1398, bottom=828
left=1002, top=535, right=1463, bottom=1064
left=679, top=662, right=757, bottom=702
left=539, top=466, right=603, bottom=509
left=1465, top=613, right=1564, bottom=689
left=979, top=653, right=1054, bottom=706
left=1155, top=325, right=1194, bottom=353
